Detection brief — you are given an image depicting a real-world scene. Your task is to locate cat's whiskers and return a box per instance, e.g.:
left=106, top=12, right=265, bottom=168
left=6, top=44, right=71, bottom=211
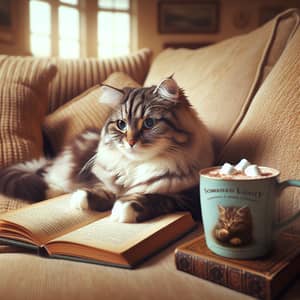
left=79, top=153, right=97, bottom=175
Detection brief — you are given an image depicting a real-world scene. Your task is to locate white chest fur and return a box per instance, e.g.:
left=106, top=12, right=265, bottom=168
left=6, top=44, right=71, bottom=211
left=92, top=141, right=201, bottom=196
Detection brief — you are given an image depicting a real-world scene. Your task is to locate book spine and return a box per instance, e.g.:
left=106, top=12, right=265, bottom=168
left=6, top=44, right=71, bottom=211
left=175, top=251, right=270, bottom=300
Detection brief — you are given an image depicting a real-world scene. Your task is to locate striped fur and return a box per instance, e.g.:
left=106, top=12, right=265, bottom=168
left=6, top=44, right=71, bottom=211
left=0, top=78, right=214, bottom=222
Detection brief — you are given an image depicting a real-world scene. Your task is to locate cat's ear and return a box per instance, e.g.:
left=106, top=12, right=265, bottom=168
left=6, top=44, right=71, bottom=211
left=99, top=84, right=124, bottom=108
left=237, top=206, right=249, bottom=215
left=153, top=75, right=180, bottom=102
left=218, top=205, right=226, bottom=214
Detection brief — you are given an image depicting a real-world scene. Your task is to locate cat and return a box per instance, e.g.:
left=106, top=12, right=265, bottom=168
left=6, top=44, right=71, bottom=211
left=214, top=205, right=253, bottom=246
left=0, top=77, right=214, bottom=223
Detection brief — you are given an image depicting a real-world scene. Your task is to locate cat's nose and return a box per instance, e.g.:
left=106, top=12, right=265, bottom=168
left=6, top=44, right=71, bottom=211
left=128, top=139, right=136, bottom=147
left=126, top=129, right=137, bottom=147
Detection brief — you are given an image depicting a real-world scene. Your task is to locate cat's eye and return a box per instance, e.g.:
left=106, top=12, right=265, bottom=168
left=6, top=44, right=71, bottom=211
left=143, top=118, right=156, bottom=129
left=116, top=120, right=127, bottom=131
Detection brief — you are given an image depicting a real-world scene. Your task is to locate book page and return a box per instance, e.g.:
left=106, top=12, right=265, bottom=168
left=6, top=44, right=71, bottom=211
left=0, top=194, right=107, bottom=244
left=48, top=212, right=192, bottom=253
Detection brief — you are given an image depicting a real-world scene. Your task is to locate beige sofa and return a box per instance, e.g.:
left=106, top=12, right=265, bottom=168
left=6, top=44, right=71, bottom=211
left=0, top=9, right=299, bottom=300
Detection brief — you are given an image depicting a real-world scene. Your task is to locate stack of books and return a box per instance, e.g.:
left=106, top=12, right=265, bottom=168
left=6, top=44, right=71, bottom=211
left=175, top=233, right=300, bottom=300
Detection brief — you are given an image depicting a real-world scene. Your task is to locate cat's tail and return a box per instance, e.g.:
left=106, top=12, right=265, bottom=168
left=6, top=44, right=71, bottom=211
left=0, top=158, right=49, bottom=201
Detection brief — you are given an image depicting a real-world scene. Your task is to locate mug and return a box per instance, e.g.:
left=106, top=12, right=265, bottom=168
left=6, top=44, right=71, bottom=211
left=199, top=166, right=300, bottom=259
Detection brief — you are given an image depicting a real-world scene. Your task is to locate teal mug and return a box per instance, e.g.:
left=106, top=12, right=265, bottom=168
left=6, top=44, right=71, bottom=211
left=199, top=166, right=300, bottom=259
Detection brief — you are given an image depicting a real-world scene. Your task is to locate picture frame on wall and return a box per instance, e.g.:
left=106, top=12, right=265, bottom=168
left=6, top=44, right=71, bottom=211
left=163, top=42, right=213, bottom=49
left=0, top=0, right=15, bottom=44
left=158, top=1, right=219, bottom=34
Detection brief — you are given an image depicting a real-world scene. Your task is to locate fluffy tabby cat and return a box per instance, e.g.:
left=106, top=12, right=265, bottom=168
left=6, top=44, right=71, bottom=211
left=214, top=205, right=253, bottom=246
left=0, top=77, right=213, bottom=223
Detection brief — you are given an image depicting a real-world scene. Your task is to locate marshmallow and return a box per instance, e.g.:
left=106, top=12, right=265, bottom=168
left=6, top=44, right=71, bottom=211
left=235, top=158, right=251, bottom=172
left=244, top=164, right=262, bottom=176
left=220, top=163, right=236, bottom=175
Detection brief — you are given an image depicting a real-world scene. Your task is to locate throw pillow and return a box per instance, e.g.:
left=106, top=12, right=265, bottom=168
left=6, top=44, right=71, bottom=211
left=0, top=56, right=57, bottom=167
left=47, top=48, right=151, bottom=113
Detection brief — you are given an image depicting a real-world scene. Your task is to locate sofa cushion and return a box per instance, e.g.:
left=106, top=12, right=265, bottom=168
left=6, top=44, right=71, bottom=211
left=144, top=9, right=299, bottom=157
left=0, top=228, right=265, bottom=300
left=43, top=72, right=141, bottom=154
left=0, top=56, right=57, bottom=167
left=218, top=26, right=300, bottom=231
left=47, top=48, right=151, bottom=113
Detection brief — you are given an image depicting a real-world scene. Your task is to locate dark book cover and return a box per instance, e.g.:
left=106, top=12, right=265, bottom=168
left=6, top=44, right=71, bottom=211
left=175, top=233, right=300, bottom=300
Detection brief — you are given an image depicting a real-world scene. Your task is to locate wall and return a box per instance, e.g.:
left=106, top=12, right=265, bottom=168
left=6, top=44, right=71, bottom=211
left=0, top=0, right=299, bottom=57
left=136, top=0, right=300, bottom=58
left=0, top=0, right=30, bottom=55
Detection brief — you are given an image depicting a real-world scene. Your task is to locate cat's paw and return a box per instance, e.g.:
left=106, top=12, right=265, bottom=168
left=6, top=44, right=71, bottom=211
left=69, top=190, right=89, bottom=210
left=110, top=200, right=141, bottom=223
left=215, top=229, right=230, bottom=241
left=229, top=237, right=242, bottom=246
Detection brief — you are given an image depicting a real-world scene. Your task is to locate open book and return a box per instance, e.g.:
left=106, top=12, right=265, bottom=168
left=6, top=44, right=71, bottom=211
left=0, top=194, right=196, bottom=268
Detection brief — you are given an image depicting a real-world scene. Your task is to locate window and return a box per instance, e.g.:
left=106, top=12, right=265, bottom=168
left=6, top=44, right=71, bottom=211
left=98, top=0, right=130, bottom=58
left=30, top=0, right=80, bottom=58
left=30, top=1, right=52, bottom=57
left=58, top=5, right=80, bottom=58
left=29, top=0, right=131, bottom=59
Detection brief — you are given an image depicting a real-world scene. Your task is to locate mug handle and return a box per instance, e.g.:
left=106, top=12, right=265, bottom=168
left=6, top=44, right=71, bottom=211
left=273, top=180, right=300, bottom=232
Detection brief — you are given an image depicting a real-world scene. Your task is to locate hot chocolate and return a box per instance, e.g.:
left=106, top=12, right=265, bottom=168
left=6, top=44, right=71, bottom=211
left=204, top=168, right=275, bottom=180
left=200, top=161, right=300, bottom=260
left=201, top=159, right=278, bottom=180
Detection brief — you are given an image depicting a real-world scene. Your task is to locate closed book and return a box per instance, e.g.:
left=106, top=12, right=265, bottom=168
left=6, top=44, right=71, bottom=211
left=175, top=233, right=300, bottom=300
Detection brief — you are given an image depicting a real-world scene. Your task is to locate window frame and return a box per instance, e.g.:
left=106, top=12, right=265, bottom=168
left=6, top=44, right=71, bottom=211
left=29, top=0, right=133, bottom=58
left=97, top=1, right=131, bottom=59
left=30, top=0, right=84, bottom=57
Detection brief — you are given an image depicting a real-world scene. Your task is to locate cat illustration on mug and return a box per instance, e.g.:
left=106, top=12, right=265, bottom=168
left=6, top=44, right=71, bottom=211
left=214, top=205, right=253, bottom=247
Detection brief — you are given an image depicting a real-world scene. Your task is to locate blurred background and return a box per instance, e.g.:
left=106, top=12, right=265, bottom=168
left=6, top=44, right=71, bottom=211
left=0, top=0, right=299, bottom=59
